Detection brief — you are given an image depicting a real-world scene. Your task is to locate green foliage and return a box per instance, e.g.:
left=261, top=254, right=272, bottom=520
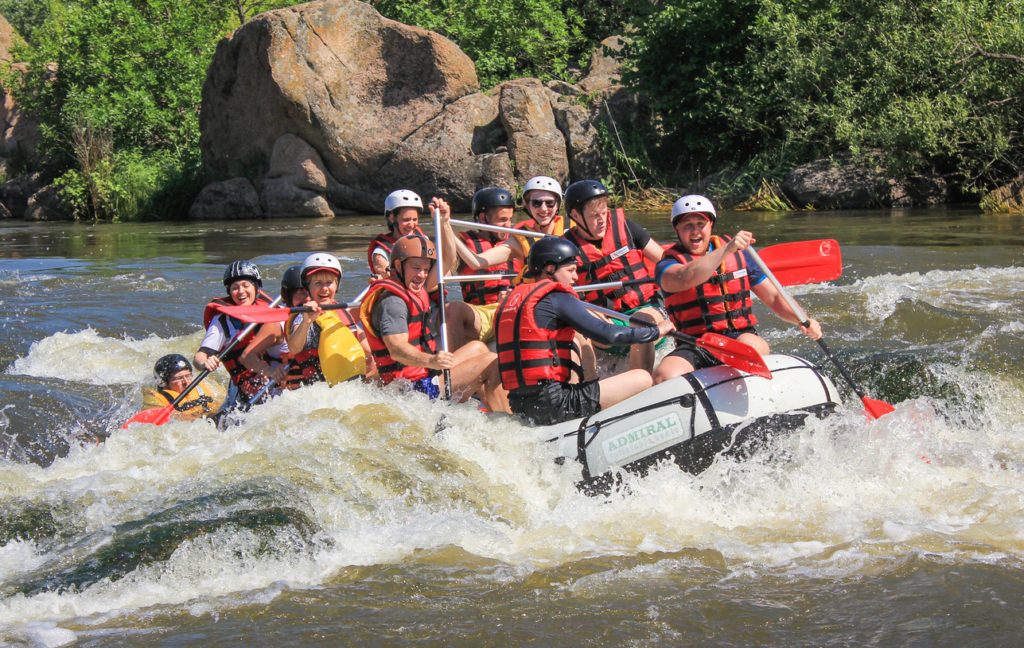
left=0, top=0, right=52, bottom=44
left=623, top=0, right=1024, bottom=192
left=374, top=0, right=589, bottom=87
left=5, top=0, right=294, bottom=220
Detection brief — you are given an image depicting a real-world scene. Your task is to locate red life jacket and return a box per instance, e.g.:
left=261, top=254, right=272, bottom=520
left=202, top=293, right=272, bottom=330
left=284, top=307, right=361, bottom=385
left=494, top=279, right=578, bottom=391
left=366, top=227, right=426, bottom=273
left=564, top=208, right=658, bottom=311
left=458, top=230, right=522, bottom=305
left=662, top=236, right=758, bottom=336
left=201, top=294, right=272, bottom=399
left=360, top=279, right=438, bottom=384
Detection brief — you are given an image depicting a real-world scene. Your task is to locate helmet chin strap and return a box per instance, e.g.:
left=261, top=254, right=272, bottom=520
left=570, top=210, right=595, bottom=239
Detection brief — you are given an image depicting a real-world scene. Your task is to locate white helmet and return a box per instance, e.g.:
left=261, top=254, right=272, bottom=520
left=300, top=252, right=343, bottom=287
left=384, top=190, right=424, bottom=216
left=671, top=194, right=717, bottom=225
left=522, top=176, right=563, bottom=202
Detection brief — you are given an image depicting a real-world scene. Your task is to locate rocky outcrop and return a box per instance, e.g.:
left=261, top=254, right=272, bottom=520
left=499, top=79, right=568, bottom=188
left=782, top=153, right=948, bottom=209
left=200, top=0, right=486, bottom=213
left=24, top=185, right=70, bottom=221
left=0, top=15, right=41, bottom=167
left=188, top=177, right=263, bottom=220
left=195, top=0, right=632, bottom=217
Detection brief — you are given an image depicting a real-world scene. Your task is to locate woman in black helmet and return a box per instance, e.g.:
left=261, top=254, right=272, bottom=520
left=494, top=237, right=674, bottom=426
left=141, top=354, right=226, bottom=422
left=194, top=260, right=271, bottom=407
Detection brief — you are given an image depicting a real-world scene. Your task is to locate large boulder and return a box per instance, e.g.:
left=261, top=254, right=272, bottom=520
left=201, top=0, right=483, bottom=212
left=260, top=133, right=353, bottom=218
left=499, top=79, right=568, bottom=188
left=0, top=172, right=42, bottom=219
left=189, top=177, right=263, bottom=220
left=24, top=185, right=71, bottom=221
left=782, top=153, right=948, bottom=209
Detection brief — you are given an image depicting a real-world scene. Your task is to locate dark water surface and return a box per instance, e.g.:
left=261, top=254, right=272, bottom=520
left=0, top=207, right=1022, bottom=647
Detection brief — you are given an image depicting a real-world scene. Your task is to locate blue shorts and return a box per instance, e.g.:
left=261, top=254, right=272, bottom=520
left=411, top=375, right=441, bottom=399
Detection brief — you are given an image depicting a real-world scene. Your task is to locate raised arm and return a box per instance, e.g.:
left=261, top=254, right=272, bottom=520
left=659, top=230, right=754, bottom=293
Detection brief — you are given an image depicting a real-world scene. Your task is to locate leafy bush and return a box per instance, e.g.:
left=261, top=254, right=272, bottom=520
left=4, top=0, right=292, bottom=220
left=374, top=0, right=590, bottom=88
left=623, top=0, right=1024, bottom=192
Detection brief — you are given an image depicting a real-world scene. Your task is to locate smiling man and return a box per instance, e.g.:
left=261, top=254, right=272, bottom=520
left=359, top=209, right=509, bottom=413
left=561, top=179, right=669, bottom=373
left=654, top=194, right=823, bottom=383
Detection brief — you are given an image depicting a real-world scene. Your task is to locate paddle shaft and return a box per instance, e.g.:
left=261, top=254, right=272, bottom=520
left=746, top=247, right=878, bottom=405
left=449, top=218, right=545, bottom=239
left=173, top=295, right=284, bottom=409
left=443, top=273, right=517, bottom=283
left=574, top=278, right=652, bottom=293
left=433, top=208, right=453, bottom=399
left=581, top=301, right=699, bottom=347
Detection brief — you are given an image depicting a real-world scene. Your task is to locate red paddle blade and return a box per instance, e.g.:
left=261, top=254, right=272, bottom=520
left=696, top=333, right=773, bottom=379
left=122, top=405, right=174, bottom=428
left=758, top=239, right=842, bottom=286
left=213, top=304, right=291, bottom=323
left=863, top=396, right=896, bottom=419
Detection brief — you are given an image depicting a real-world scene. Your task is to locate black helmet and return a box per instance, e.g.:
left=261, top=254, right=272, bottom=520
left=527, top=236, right=580, bottom=277
left=280, top=264, right=303, bottom=302
left=563, top=180, right=609, bottom=218
left=154, top=354, right=191, bottom=385
left=223, top=260, right=262, bottom=289
left=471, top=187, right=515, bottom=221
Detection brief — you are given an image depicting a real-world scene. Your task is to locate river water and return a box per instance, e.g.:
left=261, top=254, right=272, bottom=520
left=0, top=207, right=1022, bottom=647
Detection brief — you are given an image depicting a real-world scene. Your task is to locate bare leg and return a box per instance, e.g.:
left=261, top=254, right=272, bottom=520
left=572, top=332, right=598, bottom=383
left=736, top=332, right=770, bottom=355
left=653, top=354, right=696, bottom=384
left=444, top=301, right=481, bottom=351
left=441, top=340, right=510, bottom=413
left=627, top=306, right=666, bottom=373
left=597, top=368, right=653, bottom=409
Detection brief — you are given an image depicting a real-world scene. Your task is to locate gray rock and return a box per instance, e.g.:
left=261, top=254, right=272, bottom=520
left=384, top=92, right=513, bottom=210
left=783, top=153, right=948, bottom=209
left=499, top=79, right=568, bottom=188
left=0, top=199, right=11, bottom=219
left=188, top=177, right=263, bottom=220
left=24, top=185, right=71, bottom=221
left=200, top=0, right=483, bottom=212
left=552, top=101, right=603, bottom=181
left=1, top=172, right=42, bottom=219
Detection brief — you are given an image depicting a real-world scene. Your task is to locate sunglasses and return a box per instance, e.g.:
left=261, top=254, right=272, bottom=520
left=530, top=199, right=557, bottom=208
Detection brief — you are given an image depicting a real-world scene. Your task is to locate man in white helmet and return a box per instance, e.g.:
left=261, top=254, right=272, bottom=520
left=367, top=190, right=427, bottom=280
left=654, top=194, right=822, bottom=383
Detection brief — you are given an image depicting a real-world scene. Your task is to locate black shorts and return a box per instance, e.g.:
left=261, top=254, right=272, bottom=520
left=508, top=380, right=601, bottom=426
left=668, top=326, right=758, bottom=371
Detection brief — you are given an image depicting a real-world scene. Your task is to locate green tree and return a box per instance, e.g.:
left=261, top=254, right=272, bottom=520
left=623, top=0, right=1024, bottom=191
left=5, top=0, right=296, bottom=219
left=373, top=0, right=588, bottom=87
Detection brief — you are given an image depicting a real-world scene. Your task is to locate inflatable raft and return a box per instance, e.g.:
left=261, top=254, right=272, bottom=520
left=536, top=354, right=839, bottom=492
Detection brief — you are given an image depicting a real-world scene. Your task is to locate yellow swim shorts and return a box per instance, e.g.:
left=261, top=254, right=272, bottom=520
left=470, top=301, right=500, bottom=343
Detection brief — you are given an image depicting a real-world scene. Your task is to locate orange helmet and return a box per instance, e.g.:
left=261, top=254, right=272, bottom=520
left=390, top=234, right=436, bottom=276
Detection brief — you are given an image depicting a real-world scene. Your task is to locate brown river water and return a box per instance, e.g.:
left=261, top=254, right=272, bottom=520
left=0, top=207, right=1022, bottom=646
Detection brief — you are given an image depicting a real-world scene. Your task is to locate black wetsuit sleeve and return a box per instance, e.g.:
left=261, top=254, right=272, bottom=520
left=537, top=291, right=660, bottom=346
left=626, top=219, right=652, bottom=250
